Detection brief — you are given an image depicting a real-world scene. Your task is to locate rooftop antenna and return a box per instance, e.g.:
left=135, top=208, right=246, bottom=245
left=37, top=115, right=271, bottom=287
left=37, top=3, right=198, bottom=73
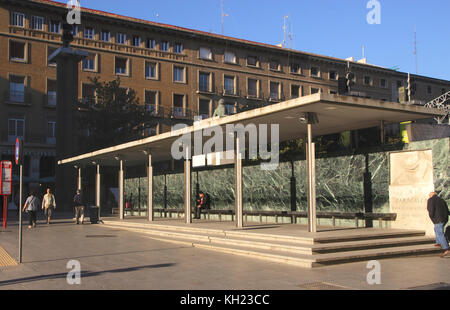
left=288, top=19, right=293, bottom=49
left=221, top=0, right=228, bottom=35
left=362, top=44, right=365, bottom=59
left=282, top=15, right=289, bottom=48
left=414, top=25, right=418, bottom=74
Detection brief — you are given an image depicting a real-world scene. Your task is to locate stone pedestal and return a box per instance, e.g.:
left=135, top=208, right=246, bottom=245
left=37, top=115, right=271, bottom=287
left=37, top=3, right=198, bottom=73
left=389, top=150, right=435, bottom=236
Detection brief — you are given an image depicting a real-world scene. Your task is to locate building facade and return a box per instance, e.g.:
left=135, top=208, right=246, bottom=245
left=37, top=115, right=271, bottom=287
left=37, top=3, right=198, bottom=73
left=1, top=0, right=449, bottom=197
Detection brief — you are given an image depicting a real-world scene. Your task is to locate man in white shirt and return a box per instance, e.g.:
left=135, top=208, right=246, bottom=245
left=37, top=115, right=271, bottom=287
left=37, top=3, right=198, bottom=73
left=42, top=188, right=56, bottom=225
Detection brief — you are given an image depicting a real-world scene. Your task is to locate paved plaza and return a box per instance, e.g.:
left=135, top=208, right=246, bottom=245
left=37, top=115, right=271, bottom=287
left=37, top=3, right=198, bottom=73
left=0, top=212, right=449, bottom=290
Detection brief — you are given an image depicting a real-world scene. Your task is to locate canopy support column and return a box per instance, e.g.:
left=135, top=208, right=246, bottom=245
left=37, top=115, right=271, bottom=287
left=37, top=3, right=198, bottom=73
left=306, top=123, right=317, bottom=233
left=77, top=167, right=82, bottom=191
left=184, top=146, right=192, bottom=224
left=147, top=153, right=153, bottom=222
left=235, top=135, right=243, bottom=228
left=95, top=164, right=101, bottom=219
left=119, top=160, right=124, bottom=220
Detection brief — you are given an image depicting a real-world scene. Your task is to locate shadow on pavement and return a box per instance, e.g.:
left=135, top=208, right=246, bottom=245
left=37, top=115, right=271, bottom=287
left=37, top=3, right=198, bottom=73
left=0, top=263, right=176, bottom=287
left=26, top=247, right=188, bottom=264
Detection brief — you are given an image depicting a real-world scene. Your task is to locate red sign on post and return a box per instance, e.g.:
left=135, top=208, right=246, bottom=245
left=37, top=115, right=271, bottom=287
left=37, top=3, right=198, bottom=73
left=1, top=161, right=12, bottom=196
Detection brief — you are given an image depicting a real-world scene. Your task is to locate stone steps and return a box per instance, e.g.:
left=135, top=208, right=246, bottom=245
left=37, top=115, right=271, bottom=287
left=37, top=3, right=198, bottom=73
left=102, top=220, right=440, bottom=268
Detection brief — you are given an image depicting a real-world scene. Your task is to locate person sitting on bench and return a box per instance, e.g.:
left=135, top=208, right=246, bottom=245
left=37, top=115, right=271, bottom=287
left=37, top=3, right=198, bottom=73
left=195, top=192, right=207, bottom=219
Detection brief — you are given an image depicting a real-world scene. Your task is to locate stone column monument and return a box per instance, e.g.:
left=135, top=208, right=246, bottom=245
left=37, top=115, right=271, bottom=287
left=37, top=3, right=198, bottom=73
left=49, top=17, right=87, bottom=210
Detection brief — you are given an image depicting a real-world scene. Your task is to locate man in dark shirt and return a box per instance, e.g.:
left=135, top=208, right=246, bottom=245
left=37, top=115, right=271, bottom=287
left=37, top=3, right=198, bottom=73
left=427, top=192, right=449, bottom=257
left=73, top=189, right=85, bottom=225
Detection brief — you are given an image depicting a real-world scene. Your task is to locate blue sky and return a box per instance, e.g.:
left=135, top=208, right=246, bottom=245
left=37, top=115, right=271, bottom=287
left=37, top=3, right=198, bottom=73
left=79, top=0, right=449, bottom=81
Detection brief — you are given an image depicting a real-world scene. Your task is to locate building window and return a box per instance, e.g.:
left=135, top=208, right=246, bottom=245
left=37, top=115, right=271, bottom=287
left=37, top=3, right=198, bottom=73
left=9, top=75, right=25, bottom=103
left=31, top=16, right=44, bottom=30
left=224, top=75, right=235, bottom=95
left=225, top=102, right=235, bottom=115
left=84, top=27, right=95, bottom=39
left=199, top=47, right=212, bottom=60
left=47, top=121, right=56, bottom=144
left=269, top=59, right=280, bottom=71
left=310, top=66, right=320, bottom=78
left=116, top=33, right=127, bottom=44
left=173, top=66, right=185, bottom=83
left=82, top=53, right=96, bottom=71
left=132, top=36, right=141, bottom=47
left=145, top=90, right=157, bottom=105
left=115, top=57, right=128, bottom=75
left=199, top=99, right=211, bottom=119
left=247, top=79, right=258, bottom=98
left=329, top=71, right=338, bottom=80
left=364, top=76, right=372, bottom=85
left=247, top=56, right=258, bottom=67
left=160, top=41, right=169, bottom=51
left=174, top=43, right=183, bottom=54
left=11, top=12, right=25, bottom=27
left=270, top=81, right=280, bottom=100
left=311, top=87, right=321, bottom=94
left=173, top=94, right=185, bottom=117
left=380, top=79, right=387, bottom=88
left=10, top=41, right=26, bottom=62
left=224, top=51, right=236, bottom=64
left=290, top=63, right=301, bottom=74
left=82, top=83, right=96, bottom=105
left=49, top=20, right=60, bottom=33
left=72, top=25, right=78, bottom=37
left=100, top=30, right=110, bottom=42
left=146, top=38, right=156, bottom=49
left=47, top=46, right=57, bottom=66
left=144, top=125, right=158, bottom=137
left=427, top=85, right=432, bottom=94
left=199, top=72, right=211, bottom=92
left=47, top=79, right=57, bottom=107
left=291, top=85, right=300, bottom=98
left=145, top=62, right=157, bottom=79
left=8, top=118, right=25, bottom=140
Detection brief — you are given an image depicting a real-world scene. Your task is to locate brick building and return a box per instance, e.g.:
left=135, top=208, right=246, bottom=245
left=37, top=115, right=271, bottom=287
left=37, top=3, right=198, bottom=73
left=0, top=0, right=449, bottom=201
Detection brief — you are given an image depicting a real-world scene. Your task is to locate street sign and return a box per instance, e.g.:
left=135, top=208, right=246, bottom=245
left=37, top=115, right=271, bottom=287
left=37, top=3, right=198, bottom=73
left=0, top=161, right=12, bottom=196
left=15, top=137, right=23, bottom=165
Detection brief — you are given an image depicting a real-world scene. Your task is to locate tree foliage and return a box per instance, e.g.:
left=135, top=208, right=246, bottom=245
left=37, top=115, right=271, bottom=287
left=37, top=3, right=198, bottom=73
left=76, top=77, right=156, bottom=152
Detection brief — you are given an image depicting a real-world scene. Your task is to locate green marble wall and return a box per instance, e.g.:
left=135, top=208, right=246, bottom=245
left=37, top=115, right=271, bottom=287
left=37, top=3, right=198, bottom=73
left=124, top=138, right=448, bottom=212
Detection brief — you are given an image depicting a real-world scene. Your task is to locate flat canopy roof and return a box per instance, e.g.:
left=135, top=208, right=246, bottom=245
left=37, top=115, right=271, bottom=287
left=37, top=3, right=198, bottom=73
left=59, top=93, right=445, bottom=167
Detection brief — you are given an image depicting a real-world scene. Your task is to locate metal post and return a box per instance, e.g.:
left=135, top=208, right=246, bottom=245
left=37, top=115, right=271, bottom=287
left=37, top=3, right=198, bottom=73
left=306, top=123, right=317, bottom=233
left=95, top=164, right=101, bottom=219
left=18, top=164, right=23, bottom=263
left=119, top=160, right=124, bottom=220
left=235, top=135, right=243, bottom=228
left=147, top=154, right=153, bottom=222
left=380, top=120, right=385, bottom=144
left=184, top=146, right=191, bottom=224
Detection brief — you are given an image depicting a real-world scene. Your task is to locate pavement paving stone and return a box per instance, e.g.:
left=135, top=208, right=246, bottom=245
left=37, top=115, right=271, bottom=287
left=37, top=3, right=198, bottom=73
left=0, top=213, right=449, bottom=290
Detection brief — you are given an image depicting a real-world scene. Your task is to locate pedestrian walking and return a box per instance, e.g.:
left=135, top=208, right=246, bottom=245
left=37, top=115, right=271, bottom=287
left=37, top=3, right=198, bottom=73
left=73, top=189, right=85, bottom=225
left=42, top=188, right=56, bottom=224
left=22, top=190, right=40, bottom=229
left=427, top=191, right=449, bottom=258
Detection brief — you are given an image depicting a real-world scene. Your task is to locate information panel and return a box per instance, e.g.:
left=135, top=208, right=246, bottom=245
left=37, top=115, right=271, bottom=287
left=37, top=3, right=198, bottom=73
left=1, top=161, right=12, bottom=196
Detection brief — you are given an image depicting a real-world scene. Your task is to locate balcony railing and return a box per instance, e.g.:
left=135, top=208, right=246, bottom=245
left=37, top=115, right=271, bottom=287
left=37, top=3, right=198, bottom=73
left=169, top=107, right=193, bottom=120
left=4, top=91, right=31, bottom=105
